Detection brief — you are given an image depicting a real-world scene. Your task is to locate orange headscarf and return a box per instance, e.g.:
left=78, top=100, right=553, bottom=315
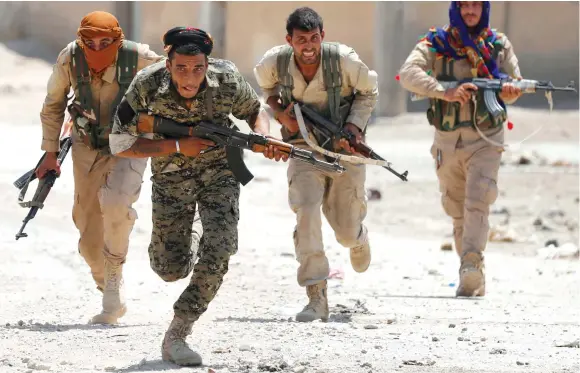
left=76, top=11, right=124, bottom=78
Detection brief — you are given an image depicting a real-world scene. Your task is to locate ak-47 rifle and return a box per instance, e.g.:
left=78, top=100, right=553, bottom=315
left=408, top=78, right=577, bottom=119
left=14, top=115, right=73, bottom=240
left=135, top=113, right=346, bottom=186
left=292, top=103, right=409, bottom=182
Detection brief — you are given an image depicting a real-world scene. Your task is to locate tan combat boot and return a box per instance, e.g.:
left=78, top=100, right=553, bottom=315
left=456, top=251, right=486, bottom=297
left=90, top=260, right=127, bottom=324
left=161, top=315, right=202, bottom=366
left=350, top=242, right=371, bottom=273
left=296, top=280, right=329, bottom=322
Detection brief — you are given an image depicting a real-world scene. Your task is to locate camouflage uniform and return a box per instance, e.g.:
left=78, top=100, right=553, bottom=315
left=110, top=58, right=261, bottom=322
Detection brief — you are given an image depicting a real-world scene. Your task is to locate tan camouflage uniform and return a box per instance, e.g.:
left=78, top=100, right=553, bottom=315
left=40, top=40, right=163, bottom=323
left=253, top=43, right=379, bottom=321
left=110, top=58, right=261, bottom=356
left=398, top=32, right=521, bottom=296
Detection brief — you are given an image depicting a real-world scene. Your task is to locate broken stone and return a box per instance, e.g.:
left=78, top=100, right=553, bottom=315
left=432, top=337, right=439, bottom=342
left=449, top=323, right=456, bottom=328
left=402, top=359, right=436, bottom=366
left=364, top=324, right=378, bottom=330
left=366, top=188, right=381, bottom=201
left=440, top=242, right=453, bottom=251
left=488, top=226, right=518, bottom=242
left=555, top=340, right=580, bottom=348
left=490, top=348, right=507, bottom=355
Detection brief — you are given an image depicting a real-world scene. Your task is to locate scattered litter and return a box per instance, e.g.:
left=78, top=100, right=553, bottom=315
left=402, top=359, right=436, bottom=366
left=440, top=242, right=453, bottom=251
left=488, top=226, right=519, bottom=242
left=328, top=268, right=344, bottom=280
left=366, top=188, right=381, bottom=201
left=555, top=340, right=580, bottom=348
left=537, top=242, right=579, bottom=260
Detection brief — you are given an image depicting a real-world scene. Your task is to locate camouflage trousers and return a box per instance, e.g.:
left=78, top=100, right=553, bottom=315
left=148, top=152, right=240, bottom=323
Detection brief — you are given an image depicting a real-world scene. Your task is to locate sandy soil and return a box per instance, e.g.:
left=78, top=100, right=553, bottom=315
left=0, top=42, right=579, bottom=373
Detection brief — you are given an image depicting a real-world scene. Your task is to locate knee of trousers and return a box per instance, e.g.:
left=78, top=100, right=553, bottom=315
left=148, top=243, right=193, bottom=283
left=466, top=175, right=498, bottom=209
left=152, top=262, right=192, bottom=283
left=335, top=224, right=367, bottom=249
left=441, top=192, right=464, bottom=219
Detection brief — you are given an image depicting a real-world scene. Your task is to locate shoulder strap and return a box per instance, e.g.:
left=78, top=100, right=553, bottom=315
left=204, top=86, right=215, bottom=121
left=276, top=45, right=294, bottom=107
left=70, top=42, right=95, bottom=117
left=321, top=42, right=343, bottom=125
left=110, top=40, right=139, bottom=112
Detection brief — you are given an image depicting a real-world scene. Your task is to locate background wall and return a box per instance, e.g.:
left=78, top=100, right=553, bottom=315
left=1, top=1, right=578, bottom=114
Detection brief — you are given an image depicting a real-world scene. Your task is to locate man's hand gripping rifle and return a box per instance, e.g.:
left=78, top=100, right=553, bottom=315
left=292, top=103, right=409, bottom=182
left=135, top=114, right=346, bottom=186
left=14, top=105, right=77, bottom=240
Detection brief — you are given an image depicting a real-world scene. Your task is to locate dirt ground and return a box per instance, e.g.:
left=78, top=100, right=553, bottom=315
left=0, top=42, right=578, bottom=373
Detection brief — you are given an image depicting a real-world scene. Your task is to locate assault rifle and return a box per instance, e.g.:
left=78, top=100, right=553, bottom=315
left=293, top=103, right=409, bottom=182
left=135, top=114, right=346, bottom=186
left=409, top=78, right=577, bottom=122
left=14, top=118, right=73, bottom=240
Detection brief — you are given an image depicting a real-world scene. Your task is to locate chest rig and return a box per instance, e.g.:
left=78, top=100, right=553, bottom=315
left=276, top=42, right=354, bottom=144
left=70, top=40, right=138, bottom=151
left=427, top=39, right=506, bottom=132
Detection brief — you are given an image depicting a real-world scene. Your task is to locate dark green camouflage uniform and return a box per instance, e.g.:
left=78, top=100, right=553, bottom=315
left=111, top=59, right=261, bottom=322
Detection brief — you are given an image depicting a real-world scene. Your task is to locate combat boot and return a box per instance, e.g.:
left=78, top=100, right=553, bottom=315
left=350, top=242, right=371, bottom=273
left=296, top=280, right=329, bottom=322
left=90, top=260, right=127, bottom=324
left=161, top=315, right=202, bottom=366
left=456, top=251, right=486, bottom=297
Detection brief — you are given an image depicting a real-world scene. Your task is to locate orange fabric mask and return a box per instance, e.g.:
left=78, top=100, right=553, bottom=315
left=76, top=11, right=124, bottom=77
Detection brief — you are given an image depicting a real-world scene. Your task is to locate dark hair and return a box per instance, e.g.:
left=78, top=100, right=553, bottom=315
left=286, top=7, right=323, bottom=36
left=168, top=44, right=205, bottom=61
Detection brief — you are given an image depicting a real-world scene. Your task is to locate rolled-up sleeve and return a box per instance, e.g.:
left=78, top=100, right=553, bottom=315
left=39, top=46, right=72, bottom=152
left=342, top=48, right=379, bottom=130
left=253, top=46, right=282, bottom=100
left=398, top=40, right=447, bottom=100
left=498, top=36, right=522, bottom=105
left=110, top=73, right=148, bottom=154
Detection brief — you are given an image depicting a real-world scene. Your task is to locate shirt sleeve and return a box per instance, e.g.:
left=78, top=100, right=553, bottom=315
left=39, top=46, right=72, bottom=152
left=342, top=47, right=379, bottom=130
left=498, top=35, right=522, bottom=105
left=231, top=70, right=262, bottom=122
left=398, top=40, right=447, bottom=100
left=253, top=46, right=282, bottom=100
left=136, top=43, right=165, bottom=70
left=109, top=73, right=149, bottom=154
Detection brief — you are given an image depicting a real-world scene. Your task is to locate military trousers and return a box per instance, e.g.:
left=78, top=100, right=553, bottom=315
left=430, top=141, right=502, bottom=257
left=71, top=137, right=147, bottom=289
left=148, top=152, right=240, bottom=323
left=287, top=151, right=368, bottom=287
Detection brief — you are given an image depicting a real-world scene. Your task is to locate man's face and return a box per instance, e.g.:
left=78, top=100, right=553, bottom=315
left=459, top=1, right=483, bottom=28
left=166, top=52, right=208, bottom=99
left=286, top=28, right=325, bottom=66
left=83, top=36, right=114, bottom=51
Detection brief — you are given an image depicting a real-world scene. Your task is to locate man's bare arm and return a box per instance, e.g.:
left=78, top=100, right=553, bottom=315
left=116, top=138, right=178, bottom=158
